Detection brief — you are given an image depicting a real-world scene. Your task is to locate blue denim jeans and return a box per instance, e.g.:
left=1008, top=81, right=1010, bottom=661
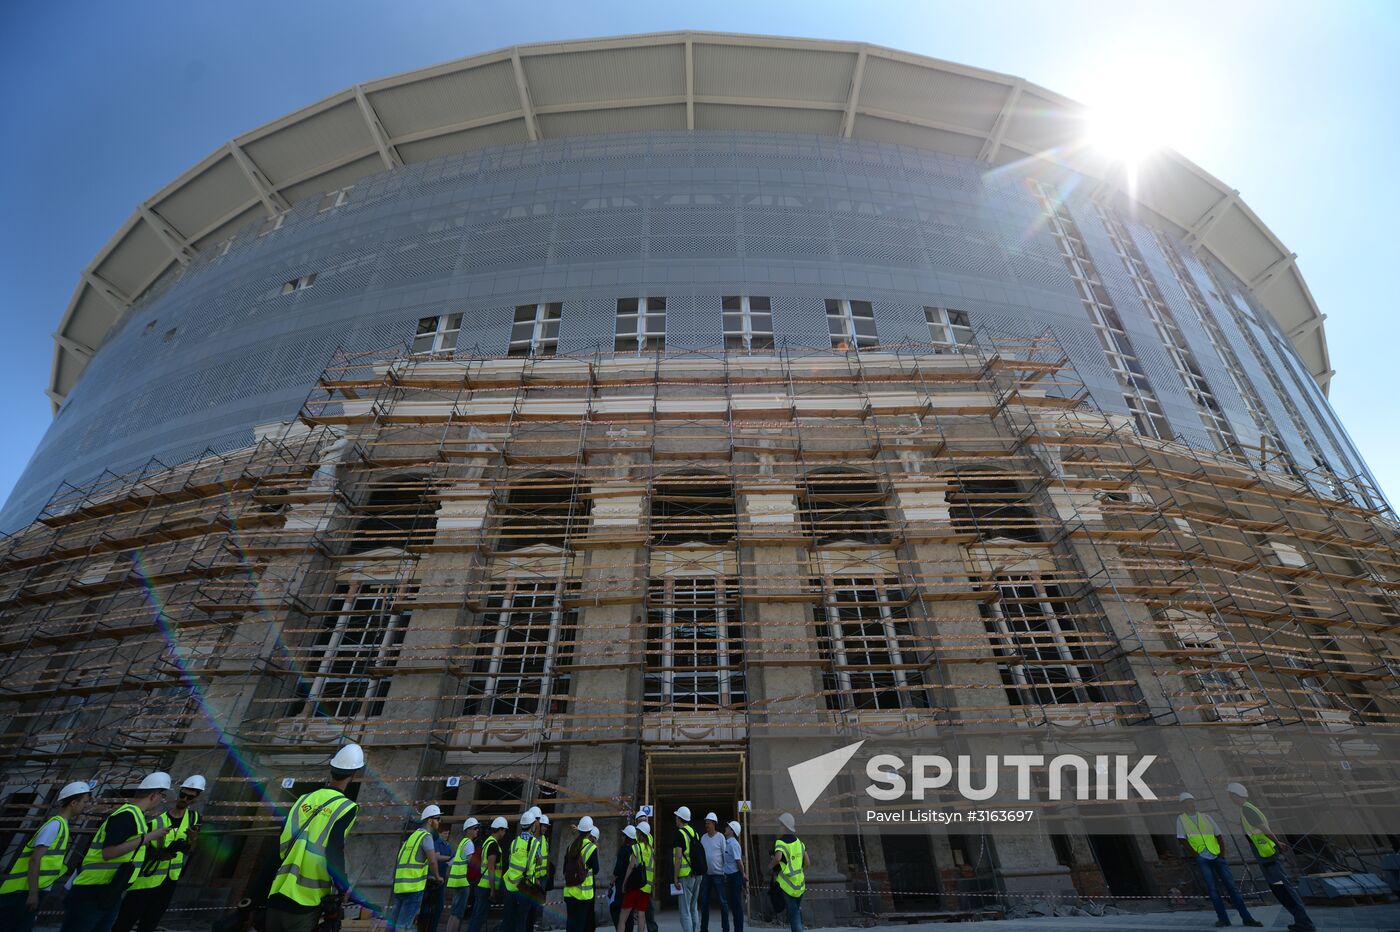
left=724, top=873, right=744, bottom=932
left=495, top=889, right=532, bottom=932
left=1195, top=855, right=1254, bottom=924
left=466, top=886, right=494, bottom=932
left=677, top=875, right=702, bottom=932
left=782, top=892, right=803, bottom=932
left=0, top=891, right=38, bottom=932
left=699, top=873, right=729, bottom=932
left=59, top=890, right=123, bottom=932
left=386, top=888, right=426, bottom=930
left=1257, top=855, right=1315, bottom=930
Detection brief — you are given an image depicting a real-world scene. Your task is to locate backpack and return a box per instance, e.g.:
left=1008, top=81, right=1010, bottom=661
left=563, top=837, right=587, bottom=887
left=685, top=826, right=707, bottom=876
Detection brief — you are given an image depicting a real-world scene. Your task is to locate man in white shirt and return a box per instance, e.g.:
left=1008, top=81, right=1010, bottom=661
left=1175, top=793, right=1261, bottom=929
left=698, top=814, right=729, bottom=932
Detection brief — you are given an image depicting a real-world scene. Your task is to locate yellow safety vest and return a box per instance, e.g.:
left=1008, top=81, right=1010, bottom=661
left=637, top=838, right=654, bottom=894
left=475, top=835, right=503, bottom=889
left=562, top=837, right=596, bottom=901
left=1241, top=802, right=1278, bottom=858
left=676, top=824, right=698, bottom=878
left=393, top=828, right=433, bottom=894
left=0, top=816, right=69, bottom=894
left=503, top=834, right=537, bottom=893
left=269, top=789, right=358, bottom=907
left=447, top=837, right=475, bottom=888
left=529, top=832, right=549, bottom=883
left=128, top=809, right=199, bottom=891
left=773, top=838, right=805, bottom=898
left=74, top=804, right=149, bottom=888
left=1178, top=812, right=1222, bottom=857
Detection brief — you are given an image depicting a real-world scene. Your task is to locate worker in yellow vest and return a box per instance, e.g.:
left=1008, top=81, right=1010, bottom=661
left=525, top=811, right=551, bottom=932
left=265, top=743, right=365, bottom=932
left=386, top=804, right=445, bottom=930
left=444, top=816, right=481, bottom=932
left=114, top=773, right=205, bottom=932
left=1176, top=792, right=1261, bottom=928
left=1226, top=783, right=1316, bottom=932
left=562, top=816, right=598, bottom=932
left=768, top=813, right=807, bottom=932
left=60, top=772, right=173, bottom=932
left=0, top=781, right=90, bottom=932
left=614, top=823, right=653, bottom=932
left=466, top=816, right=508, bottom=932
left=497, top=810, right=540, bottom=932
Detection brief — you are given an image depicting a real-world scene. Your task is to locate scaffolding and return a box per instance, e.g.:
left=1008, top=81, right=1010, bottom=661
left=1, top=331, right=1398, bottom=913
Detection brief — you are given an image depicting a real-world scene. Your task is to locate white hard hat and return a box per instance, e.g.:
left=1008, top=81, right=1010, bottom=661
left=520, top=811, right=537, bottom=828
left=705, top=812, right=718, bottom=823
left=464, top=817, right=480, bottom=829
left=637, top=821, right=651, bottom=836
left=590, top=827, right=600, bottom=840
left=727, top=821, right=741, bottom=836
left=538, top=813, right=550, bottom=825
left=675, top=806, right=691, bottom=821
left=777, top=812, right=796, bottom=833
left=139, top=772, right=172, bottom=792
left=422, top=805, right=443, bottom=821
left=491, top=816, right=509, bottom=830
left=577, top=816, right=595, bottom=833
left=1179, top=792, right=1196, bottom=802
left=181, top=775, right=207, bottom=792
left=623, top=825, right=637, bottom=840
left=1226, top=782, right=1249, bottom=798
left=527, top=806, right=542, bottom=818
left=58, top=781, right=91, bottom=802
left=330, top=743, right=366, bottom=770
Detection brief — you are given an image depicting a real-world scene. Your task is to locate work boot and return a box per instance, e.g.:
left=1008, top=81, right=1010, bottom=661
left=1242, top=921, right=1263, bottom=928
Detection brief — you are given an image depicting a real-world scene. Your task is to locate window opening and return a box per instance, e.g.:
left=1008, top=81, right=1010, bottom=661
left=509, top=303, right=562, bottom=357
left=819, top=576, right=930, bottom=711
left=826, top=299, right=878, bottom=351
left=645, top=576, right=746, bottom=712
left=722, top=296, right=774, bottom=352
left=615, top=297, right=666, bottom=353
left=289, top=583, right=408, bottom=720
left=412, top=314, right=463, bottom=355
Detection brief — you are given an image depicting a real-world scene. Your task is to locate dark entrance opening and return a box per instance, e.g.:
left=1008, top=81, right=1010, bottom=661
left=643, top=751, right=745, bottom=912
left=1087, top=834, right=1151, bottom=897
left=879, top=833, right=941, bottom=911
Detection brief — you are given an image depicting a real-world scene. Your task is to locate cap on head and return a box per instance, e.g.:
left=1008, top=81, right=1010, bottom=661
left=1226, top=782, right=1248, bottom=798
left=777, top=812, right=796, bottom=833
left=577, top=816, right=595, bottom=833
left=705, top=812, right=718, bottom=823
left=674, top=806, right=691, bottom=821
left=623, top=825, right=637, bottom=840
left=491, top=816, right=509, bottom=830
left=329, top=743, right=366, bottom=771
left=1179, top=792, right=1196, bottom=802
left=421, top=804, right=443, bottom=821
left=727, top=820, right=741, bottom=836
left=520, top=811, right=537, bottom=828
left=464, top=817, right=480, bottom=829
left=181, top=775, right=207, bottom=792
left=139, top=772, right=172, bottom=792
left=637, top=821, right=651, bottom=836
left=59, top=781, right=91, bottom=802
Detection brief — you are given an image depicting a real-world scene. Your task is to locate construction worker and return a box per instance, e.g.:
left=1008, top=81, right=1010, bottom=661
left=722, top=821, right=745, bottom=932
left=444, top=817, right=480, bottom=932
left=387, top=804, right=445, bottom=930
left=698, top=813, right=728, bottom=932
left=562, top=816, right=598, bottom=932
left=497, top=810, right=540, bottom=932
left=420, top=821, right=455, bottom=932
left=769, top=813, right=807, bottom=932
left=630, top=813, right=658, bottom=932
left=265, top=743, right=364, bottom=932
left=525, top=811, right=550, bottom=932
left=0, top=780, right=90, bottom=932
left=114, top=773, right=205, bottom=932
left=467, top=816, right=507, bottom=932
left=614, top=823, right=653, bottom=932
left=672, top=806, right=702, bottom=932
left=1226, top=783, right=1316, bottom=932
left=1176, top=792, right=1262, bottom=928
left=60, top=771, right=173, bottom=932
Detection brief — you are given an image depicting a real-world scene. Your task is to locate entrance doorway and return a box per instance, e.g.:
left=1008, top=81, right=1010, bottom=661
left=1088, top=834, right=1151, bottom=897
left=643, top=750, right=746, bottom=909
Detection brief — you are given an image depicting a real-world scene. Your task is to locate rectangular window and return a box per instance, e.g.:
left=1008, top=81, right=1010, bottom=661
left=819, top=577, right=929, bottom=711
left=982, top=575, right=1103, bottom=706
left=645, top=576, right=747, bottom=711
left=290, top=583, right=408, bottom=720
left=412, top=314, right=463, bottom=355
left=463, top=580, right=573, bottom=716
left=722, top=296, right=774, bottom=352
left=615, top=297, right=666, bottom=353
left=280, top=273, right=316, bottom=295
left=924, top=306, right=975, bottom=351
left=508, top=303, right=562, bottom=357
left=825, top=299, right=878, bottom=351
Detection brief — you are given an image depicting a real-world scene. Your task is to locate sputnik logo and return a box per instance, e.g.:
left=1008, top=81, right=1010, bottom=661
left=788, top=740, right=865, bottom=813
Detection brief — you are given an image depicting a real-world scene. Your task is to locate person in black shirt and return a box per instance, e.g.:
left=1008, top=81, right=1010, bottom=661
left=60, top=773, right=173, bottom=932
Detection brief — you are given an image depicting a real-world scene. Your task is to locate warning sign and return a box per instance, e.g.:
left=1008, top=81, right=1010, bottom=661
left=737, top=800, right=752, bottom=813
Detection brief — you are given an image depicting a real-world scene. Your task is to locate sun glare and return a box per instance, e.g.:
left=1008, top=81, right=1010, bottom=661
left=1080, top=52, right=1202, bottom=168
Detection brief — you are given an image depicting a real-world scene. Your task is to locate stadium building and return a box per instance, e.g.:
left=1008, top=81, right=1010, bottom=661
left=2, top=32, right=1398, bottom=922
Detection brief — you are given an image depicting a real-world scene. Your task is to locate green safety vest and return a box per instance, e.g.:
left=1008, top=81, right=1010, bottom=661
left=502, top=834, right=537, bottom=893
left=269, top=788, right=358, bottom=907
left=529, top=832, right=549, bottom=883
left=475, top=835, right=502, bottom=889
left=1241, top=802, right=1278, bottom=858
left=773, top=838, right=805, bottom=898
left=0, top=815, right=70, bottom=894
left=562, top=837, right=596, bottom=901
left=636, top=838, right=653, bottom=895
left=676, top=824, right=698, bottom=878
left=128, top=808, right=200, bottom=891
left=393, top=828, right=433, bottom=894
left=73, top=804, right=148, bottom=888
left=446, top=836, right=475, bottom=888
left=1178, top=812, right=1221, bottom=857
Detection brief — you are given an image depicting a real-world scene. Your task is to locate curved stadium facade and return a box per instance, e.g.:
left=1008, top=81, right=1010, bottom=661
left=2, top=32, right=1398, bottom=920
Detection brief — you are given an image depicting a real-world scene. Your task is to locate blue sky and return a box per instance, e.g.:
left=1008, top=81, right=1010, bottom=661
left=1, top=0, right=1397, bottom=507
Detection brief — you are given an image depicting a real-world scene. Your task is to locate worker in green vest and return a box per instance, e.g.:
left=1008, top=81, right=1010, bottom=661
left=1176, top=792, right=1262, bottom=929
left=466, top=816, right=508, bottom=932
left=265, top=743, right=365, bottom=932
left=1226, top=783, right=1316, bottom=932
left=60, top=772, right=173, bottom=932
left=445, top=816, right=481, bottom=932
left=768, top=813, right=807, bottom=932
left=386, top=804, right=444, bottom=930
left=614, top=823, right=653, bottom=932
left=562, top=816, right=598, bottom=932
left=0, top=781, right=91, bottom=932
left=497, top=810, right=540, bottom=932
left=672, top=807, right=702, bottom=932
left=525, top=810, right=551, bottom=932
left=114, top=773, right=205, bottom=932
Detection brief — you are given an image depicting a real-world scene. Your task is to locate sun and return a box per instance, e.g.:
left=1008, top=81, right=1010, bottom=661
left=1079, top=52, right=1202, bottom=168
